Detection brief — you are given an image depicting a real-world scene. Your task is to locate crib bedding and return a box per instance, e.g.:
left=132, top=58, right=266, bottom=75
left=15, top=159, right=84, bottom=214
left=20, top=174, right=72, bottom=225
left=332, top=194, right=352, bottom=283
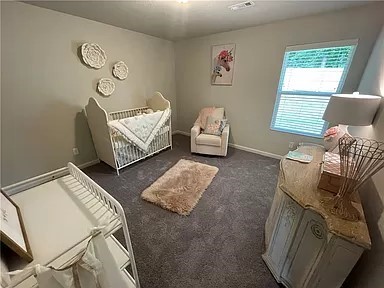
left=108, top=109, right=171, bottom=152
left=113, top=126, right=170, bottom=167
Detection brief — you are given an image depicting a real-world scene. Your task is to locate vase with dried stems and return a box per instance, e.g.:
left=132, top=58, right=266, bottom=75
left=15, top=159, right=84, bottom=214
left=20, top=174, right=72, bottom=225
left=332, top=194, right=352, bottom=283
left=322, top=135, right=384, bottom=221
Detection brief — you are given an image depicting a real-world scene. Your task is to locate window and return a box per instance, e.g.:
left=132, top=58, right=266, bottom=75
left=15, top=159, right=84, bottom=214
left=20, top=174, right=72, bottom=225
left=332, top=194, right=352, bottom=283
left=270, top=40, right=357, bottom=138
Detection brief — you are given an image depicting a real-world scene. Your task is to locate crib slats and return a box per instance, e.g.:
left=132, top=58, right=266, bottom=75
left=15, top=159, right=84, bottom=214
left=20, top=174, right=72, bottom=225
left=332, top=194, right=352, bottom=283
left=109, top=107, right=149, bottom=120
left=109, top=111, right=171, bottom=173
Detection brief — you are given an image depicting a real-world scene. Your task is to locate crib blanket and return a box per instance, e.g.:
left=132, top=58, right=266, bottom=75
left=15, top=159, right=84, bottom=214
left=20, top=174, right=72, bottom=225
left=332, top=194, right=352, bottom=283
left=108, top=108, right=171, bottom=152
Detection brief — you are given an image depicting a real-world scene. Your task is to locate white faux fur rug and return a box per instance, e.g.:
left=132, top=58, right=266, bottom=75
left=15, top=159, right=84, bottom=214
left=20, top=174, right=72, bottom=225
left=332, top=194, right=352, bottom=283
left=141, top=159, right=219, bottom=215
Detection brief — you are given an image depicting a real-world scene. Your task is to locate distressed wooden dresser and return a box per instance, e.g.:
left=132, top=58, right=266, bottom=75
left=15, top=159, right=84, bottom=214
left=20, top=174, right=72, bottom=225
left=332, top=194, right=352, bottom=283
left=262, top=144, right=371, bottom=288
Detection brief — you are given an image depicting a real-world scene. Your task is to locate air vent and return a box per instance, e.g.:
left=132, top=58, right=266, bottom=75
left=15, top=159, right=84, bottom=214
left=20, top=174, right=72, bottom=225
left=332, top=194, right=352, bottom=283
left=228, top=1, right=255, bottom=11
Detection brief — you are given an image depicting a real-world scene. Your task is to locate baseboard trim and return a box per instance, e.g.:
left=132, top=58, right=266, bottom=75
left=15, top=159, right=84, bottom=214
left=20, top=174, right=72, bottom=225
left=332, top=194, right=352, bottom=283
left=228, top=143, right=282, bottom=159
left=172, top=130, right=191, bottom=136
left=173, top=130, right=282, bottom=160
left=2, top=159, right=100, bottom=195
left=79, top=159, right=100, bottom=169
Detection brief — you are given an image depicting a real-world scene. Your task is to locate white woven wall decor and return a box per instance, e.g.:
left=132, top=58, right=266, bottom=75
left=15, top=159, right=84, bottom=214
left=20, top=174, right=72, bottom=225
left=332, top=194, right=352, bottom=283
left=113, top=61, right=129, bottom=80
left=81, top=43, right=107, bottom=69
left=97, top=78, right=115, bottom=96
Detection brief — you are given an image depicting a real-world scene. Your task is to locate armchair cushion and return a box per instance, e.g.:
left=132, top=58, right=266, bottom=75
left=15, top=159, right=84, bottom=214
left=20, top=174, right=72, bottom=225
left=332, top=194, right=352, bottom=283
left=195, top=107, right=225, bottom=130
left=204, top=116, right=228, bottom=136
left=212, top=108, right=225, bottom=120
left=196, top=134, right=222, bottom=147
left=204, top=116, right=221, bottom=135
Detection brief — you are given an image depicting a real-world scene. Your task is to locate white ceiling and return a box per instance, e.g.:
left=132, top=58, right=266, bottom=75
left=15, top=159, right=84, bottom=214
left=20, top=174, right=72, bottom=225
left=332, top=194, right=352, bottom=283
left=26, top=0, right=370, bottom=41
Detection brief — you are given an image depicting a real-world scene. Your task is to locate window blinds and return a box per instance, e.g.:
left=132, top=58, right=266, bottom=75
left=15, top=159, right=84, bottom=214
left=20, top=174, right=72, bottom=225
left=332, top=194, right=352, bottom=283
left=271, top=42, right=357, bottom=138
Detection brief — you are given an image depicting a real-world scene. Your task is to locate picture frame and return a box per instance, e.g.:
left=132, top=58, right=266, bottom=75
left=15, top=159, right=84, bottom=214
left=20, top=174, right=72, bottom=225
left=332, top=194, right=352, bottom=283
left=211, top=43, right=236, bottom=86
left=1, top=190, right=33, bottom=262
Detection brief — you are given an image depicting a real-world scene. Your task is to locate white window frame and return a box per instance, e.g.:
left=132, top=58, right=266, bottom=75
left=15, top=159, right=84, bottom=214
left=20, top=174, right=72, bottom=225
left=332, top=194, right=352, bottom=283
left=270, top=39, right=358, bottom=138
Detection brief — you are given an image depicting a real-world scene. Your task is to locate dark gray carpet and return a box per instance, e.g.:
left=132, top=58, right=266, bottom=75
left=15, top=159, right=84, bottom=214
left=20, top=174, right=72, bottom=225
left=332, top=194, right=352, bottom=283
left=84, top=134, right=280, bottom=288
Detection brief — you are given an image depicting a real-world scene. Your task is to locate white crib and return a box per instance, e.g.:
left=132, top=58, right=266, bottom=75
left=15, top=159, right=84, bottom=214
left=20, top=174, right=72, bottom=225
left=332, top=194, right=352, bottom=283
left=85, top=92, right=172, bottom=175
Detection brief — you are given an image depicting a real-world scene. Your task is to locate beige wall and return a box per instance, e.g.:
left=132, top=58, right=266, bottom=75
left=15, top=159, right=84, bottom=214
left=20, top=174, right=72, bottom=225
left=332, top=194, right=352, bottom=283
left=346, top=26, right=384, bottom=288
left=175, top=3, right=384, bottom=156
left=1, top=1, right=177, bottom=186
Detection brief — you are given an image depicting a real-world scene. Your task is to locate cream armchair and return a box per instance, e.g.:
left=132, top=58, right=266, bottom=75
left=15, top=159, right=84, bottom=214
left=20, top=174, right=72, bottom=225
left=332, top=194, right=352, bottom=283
left=191, top=124, right=230, bottom=156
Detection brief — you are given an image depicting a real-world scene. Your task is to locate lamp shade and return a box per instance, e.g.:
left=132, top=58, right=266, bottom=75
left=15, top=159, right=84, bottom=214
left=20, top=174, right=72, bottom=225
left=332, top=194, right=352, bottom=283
left=322, top=93, right=382, bottom=126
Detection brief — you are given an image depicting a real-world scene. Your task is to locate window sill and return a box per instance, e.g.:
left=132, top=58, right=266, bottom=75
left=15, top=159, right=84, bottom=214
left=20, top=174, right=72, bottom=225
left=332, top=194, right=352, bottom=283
left=270, top=127, right=324, bottom=139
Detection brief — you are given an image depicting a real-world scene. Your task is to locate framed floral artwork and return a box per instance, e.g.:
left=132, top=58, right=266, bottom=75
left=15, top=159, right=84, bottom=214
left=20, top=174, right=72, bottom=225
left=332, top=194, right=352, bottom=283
left=1, top=190, right=33, bottom=262
left=211, top=44, right=236, bottom=86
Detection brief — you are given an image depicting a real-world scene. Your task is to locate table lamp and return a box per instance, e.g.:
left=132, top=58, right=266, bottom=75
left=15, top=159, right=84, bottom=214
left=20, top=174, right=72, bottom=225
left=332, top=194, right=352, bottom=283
left=322, top=92, right=382, bottom=152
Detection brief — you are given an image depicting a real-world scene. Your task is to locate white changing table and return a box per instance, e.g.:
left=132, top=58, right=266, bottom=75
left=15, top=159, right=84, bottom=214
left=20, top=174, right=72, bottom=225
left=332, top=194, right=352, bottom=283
left=8, top=163, right=140, bottom=288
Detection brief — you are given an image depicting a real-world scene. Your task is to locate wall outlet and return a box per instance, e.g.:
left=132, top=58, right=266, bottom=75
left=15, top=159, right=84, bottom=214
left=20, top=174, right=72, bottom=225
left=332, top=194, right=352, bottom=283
left=289, top=142, right=295, bottom=149
left=72, top=148, right=79, bottom=155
